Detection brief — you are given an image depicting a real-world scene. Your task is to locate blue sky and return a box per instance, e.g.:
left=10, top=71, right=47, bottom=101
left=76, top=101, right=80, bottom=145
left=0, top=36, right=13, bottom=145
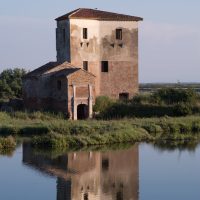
left=0, top=0, right=200, bottom=82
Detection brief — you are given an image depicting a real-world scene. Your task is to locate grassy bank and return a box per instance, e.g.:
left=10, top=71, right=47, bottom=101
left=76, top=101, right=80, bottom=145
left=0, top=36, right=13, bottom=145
left=1, top=112, right=200, bottom=149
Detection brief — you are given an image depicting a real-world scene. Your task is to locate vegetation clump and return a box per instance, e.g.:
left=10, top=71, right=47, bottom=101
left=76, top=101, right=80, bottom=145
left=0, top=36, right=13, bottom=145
left=0, top=136, right=16, bottom=151
left=151, top=88, right=197, bottom=105
left=93, top=96, right=114, bottom=113
left=0, top=68, right=27, bottom=99
left=32, top=133, right=67, bottom=149
left=96, top=88, right=200, bottom=119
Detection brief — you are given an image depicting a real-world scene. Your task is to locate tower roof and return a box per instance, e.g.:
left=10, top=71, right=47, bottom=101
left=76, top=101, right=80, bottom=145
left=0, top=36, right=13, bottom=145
left=55, top=8, right=143, bottom=22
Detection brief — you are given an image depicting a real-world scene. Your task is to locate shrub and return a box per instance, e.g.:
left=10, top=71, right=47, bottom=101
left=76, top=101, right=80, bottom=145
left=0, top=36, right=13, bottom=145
left=151, top=88, right=197, bottom=105
left=93, top=96, right=114, bottom=113
left=131, top=93, right=151, bottom=105
left=0, top=68, right=27, bottom=99
left=32, top=133, right=67, bottom=149
left=99, top=103, right=176, bottom=119
left=142, top=124, right=163, bottom=136
left=179, top=123, right=192, bottom=134
left=173, top=103, right=192, bottom=116
left=191, top=121, right=200, bottom=133
left=0, top=136, right=16, bottom=150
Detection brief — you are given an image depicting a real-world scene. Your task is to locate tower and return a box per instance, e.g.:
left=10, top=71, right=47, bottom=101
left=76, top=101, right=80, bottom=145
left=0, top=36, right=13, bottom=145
left=56, top=8, right=143, bottom=99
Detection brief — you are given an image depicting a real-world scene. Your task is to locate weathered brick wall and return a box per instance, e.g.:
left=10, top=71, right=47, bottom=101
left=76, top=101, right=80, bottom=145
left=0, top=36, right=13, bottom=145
left=67, top=70, right=95, bottom=99
left=100, top=61, right=138, bottom=98
left=76, top=87, right=89, bottom=98
left=56, top=20, right=71, bottom=63
left=23, top=74, right=68, bottom=112
left=51, top=78, right=68, bottom=101
left=56, top=19, right=140, bottom=99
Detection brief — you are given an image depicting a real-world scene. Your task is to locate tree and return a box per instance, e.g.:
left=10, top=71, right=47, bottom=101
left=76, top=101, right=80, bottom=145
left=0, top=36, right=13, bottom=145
left=0, top=68, right=27, bottom=99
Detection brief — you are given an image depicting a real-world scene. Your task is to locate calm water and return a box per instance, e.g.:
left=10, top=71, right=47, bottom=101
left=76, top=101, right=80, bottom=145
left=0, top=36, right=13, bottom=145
left=0, top=142, right=200, bottom=200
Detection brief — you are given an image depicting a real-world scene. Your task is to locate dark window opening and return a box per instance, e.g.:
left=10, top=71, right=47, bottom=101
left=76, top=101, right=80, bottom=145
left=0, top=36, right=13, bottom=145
left=101, top=61, right=108, bottom=72
left=110, top=43, right=115, bottom=48
left=119, top=93, right=129, bottom=101
left=83, top=61, right=88, bottom=71
left=116, top=191, right=123, bottom=200
left=57, top=80, right=62, bottom=90
left=83, top=28, right=88, bottom=39
left=102, top=159, right=109, bottom=171
left=84, top=193, right=88, bottom=200
left=116, top=29, right=122, bottom=40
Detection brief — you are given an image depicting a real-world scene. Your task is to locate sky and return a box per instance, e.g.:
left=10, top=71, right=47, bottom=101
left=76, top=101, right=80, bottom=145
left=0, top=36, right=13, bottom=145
left=0, top=0, right=200, bottom=83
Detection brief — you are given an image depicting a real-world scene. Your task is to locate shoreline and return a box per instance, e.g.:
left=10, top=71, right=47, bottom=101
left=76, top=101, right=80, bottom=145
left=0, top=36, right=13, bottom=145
left=1, top=112, right=200, bottom=150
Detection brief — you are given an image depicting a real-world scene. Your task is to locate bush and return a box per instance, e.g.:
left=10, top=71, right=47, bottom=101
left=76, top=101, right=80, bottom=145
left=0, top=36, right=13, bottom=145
left=0, top=136, right=16, bottom=150
left=142, top=123, right=163, bottom=136
left=179, top=123, right=192, bottom=134
left=191, top=122, right=200, bottom=133
left=152, top=88, right=197, bottom=105
left=32, top=133, right=67, bottom=149
left=173, top=103, right=193, bottom=116
left=93, top=96, right=114, bottom=113
left=99, top=103, right=176, bottom=119
left=0, top=68, right=27, bottom=99
left=131, top=93, right=151, bottom=105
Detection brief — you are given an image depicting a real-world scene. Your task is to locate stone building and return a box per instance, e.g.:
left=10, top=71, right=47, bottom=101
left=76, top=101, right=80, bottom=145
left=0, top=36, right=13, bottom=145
left=23, top=8, right=143, bottom=119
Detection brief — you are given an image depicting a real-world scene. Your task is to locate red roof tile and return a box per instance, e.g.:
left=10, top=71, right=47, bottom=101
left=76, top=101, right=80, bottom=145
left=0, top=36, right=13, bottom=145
left=55, top=8, right=143, bottom=22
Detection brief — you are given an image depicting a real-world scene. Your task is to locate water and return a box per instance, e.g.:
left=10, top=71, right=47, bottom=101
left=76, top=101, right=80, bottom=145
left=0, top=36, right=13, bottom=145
left=0, top=142, right=200, bottom=200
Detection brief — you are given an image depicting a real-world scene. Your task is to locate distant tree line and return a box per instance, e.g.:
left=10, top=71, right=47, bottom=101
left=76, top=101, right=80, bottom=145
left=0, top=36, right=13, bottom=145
left=0, top=68, right=27, bottom=100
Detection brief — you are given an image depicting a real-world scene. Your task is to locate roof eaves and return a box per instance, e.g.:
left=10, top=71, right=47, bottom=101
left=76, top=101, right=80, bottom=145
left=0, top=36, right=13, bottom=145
left=80, top=68, right=96, bottom=77
left=55, top=8, right=81, bottom=21
left=66, top=68, right=96, bottom=79
left=69, top=16, right=143, bottom=21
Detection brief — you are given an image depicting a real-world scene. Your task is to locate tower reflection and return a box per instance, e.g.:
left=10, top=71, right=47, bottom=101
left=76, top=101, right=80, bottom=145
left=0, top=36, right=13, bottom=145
left=23, top=143, right=139, bottom=200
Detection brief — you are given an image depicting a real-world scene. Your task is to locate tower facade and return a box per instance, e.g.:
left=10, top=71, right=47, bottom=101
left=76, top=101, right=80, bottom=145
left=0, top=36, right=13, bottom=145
left=56, top=8, right=143, bottom=99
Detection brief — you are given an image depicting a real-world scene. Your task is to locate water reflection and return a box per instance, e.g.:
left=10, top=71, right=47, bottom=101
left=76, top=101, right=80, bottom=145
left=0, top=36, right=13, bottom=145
left=152, top=140, right=200, bottom=152
left=22, top=143, right=139, bottom=200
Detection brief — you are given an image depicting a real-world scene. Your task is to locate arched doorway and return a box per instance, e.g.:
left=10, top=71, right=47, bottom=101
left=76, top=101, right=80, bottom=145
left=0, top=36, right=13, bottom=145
left=77, top=104, right=88, bottom=120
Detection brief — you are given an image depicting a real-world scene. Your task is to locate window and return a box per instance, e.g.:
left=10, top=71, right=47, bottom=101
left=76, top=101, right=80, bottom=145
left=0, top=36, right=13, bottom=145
left=116, top=29, right=122, bottom=40
left=84, top=193, right=88, bottom=200
left=83, top=28, right=88, bottom=39
left=101, top=61, right=108, bottom=72
left=57, top=80, right=62, bottom=90
left=119, top=93, right=129, bottom=101
left=102, top=159, right=109, bottom=171
left=83, top=61, right=88, bottom=71
left=116, top=191, right=123, bottom=200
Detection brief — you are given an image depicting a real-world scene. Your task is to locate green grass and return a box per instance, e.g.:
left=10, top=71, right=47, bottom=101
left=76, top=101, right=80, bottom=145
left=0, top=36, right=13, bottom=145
left=0, top=111, right=200, bottom=149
